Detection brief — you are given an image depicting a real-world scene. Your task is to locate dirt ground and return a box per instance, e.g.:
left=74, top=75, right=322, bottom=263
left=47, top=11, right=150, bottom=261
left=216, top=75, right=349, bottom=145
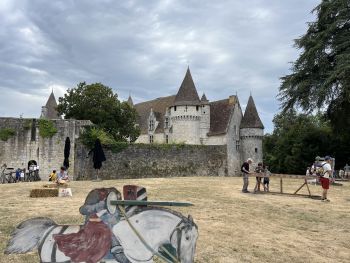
left=0, top=177, right=349, bottom=263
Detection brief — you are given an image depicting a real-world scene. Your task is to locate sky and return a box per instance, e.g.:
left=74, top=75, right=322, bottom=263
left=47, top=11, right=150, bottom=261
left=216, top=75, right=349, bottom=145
left=0, top=0, right=320, bottom=133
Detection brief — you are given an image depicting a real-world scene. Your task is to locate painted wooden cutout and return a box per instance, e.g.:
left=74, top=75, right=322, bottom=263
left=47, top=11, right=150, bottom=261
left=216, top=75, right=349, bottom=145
left=5, top=186, right=198, bottom=263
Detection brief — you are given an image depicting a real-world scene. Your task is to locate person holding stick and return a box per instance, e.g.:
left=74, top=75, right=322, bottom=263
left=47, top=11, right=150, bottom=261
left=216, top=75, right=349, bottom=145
left=319, top=156, right=332, bottom=202
left=241, top=158, right=253, bottom=193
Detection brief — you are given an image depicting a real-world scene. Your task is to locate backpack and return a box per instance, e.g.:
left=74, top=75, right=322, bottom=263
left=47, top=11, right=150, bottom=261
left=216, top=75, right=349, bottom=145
left=315, top=162, right=326, bottom=177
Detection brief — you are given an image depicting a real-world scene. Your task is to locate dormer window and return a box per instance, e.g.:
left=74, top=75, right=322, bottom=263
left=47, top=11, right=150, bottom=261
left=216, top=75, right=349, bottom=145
left=149, top=119, right=154, bottom=131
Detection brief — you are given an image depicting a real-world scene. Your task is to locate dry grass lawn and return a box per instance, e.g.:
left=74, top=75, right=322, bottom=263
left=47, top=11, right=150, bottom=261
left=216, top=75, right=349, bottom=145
left=0, top=177, right=349, bottom=263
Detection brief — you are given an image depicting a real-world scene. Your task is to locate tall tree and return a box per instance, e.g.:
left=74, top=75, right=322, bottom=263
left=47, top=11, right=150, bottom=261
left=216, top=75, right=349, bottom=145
left=279, top=0, right=350, bottom=132
left=57, top=82, right=140, bottom=142
left=263, top=111, right=334, bottom=174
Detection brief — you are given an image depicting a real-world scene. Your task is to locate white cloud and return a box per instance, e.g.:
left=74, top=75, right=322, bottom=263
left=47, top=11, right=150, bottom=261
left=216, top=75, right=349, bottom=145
left=0, top=0, right=320, bottom=132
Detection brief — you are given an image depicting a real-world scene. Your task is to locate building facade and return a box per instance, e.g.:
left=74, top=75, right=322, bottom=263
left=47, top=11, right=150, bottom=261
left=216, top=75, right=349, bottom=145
left=132, top=68, right=264, bottom=174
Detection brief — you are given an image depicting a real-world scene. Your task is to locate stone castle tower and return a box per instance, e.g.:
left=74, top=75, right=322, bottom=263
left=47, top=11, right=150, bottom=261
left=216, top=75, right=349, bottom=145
left=240, top=95, right=264, bottom=164
left=168, top=68, right=202, bottom=144
left=40, top=90, right=61, bottom=119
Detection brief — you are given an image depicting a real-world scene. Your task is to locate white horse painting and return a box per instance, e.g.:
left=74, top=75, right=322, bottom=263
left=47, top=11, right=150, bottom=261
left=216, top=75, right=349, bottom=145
left=5, top=208, right=198, bottom=263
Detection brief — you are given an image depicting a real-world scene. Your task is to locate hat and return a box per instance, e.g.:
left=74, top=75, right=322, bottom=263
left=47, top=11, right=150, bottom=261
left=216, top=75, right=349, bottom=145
left=315, top=156, right=321, bottom=161
left=325, top=156, right=331, bottom=161
left=247, top=158, right=253, bottom=162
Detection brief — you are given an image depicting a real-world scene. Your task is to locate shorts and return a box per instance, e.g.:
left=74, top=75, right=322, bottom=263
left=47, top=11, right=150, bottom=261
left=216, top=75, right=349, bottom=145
left=320, top=177, right=330, bottom=189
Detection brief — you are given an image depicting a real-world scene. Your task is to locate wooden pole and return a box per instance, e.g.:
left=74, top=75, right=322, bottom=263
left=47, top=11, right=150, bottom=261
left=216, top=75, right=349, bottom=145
left=305, top=179, right=312, bottom=196
left=294, top=182, right=306, bottom=195
left=280, top=178, right=283, bottom=193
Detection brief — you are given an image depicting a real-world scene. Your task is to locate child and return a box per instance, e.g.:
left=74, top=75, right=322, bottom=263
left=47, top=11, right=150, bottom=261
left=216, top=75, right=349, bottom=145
left=49, top=170, right=57, bottom=182
left=20, top=169, right=25, bottom=182
left=254, top=162, right=264, bottom=192
left=263, top=166, right=270, bottom=192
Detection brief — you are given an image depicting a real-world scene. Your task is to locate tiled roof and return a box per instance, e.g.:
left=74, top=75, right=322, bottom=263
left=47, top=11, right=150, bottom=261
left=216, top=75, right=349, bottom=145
left=174, top=68, right=200, bottom=106
left=208, top=98, right=236, bottom=136
left=135, top=94, right=239, bottom=136
left=201, top=93, right=208, bottom=102
left=44, top=92, right=60, bottom=119
left=134, top=95, right=175, bottom=134
left=240, top=95, right=264, bottom=129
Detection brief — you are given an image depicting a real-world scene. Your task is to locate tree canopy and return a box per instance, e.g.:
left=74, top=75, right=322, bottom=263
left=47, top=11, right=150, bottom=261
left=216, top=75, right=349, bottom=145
left=264, top=110, right=350, bottom=173
left=57, top=82, right=140, bottom=142
left=263, top=111, right=333, bottom=174
left=279, top=0, right=350, bottom=132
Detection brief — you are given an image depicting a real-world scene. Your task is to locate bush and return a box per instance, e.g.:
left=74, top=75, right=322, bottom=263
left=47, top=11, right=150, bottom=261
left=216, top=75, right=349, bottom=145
left=80, top=127, right=115, bottom=148
left=38, top=119, right=58, bottom=138
left=23, top=119, right=32, bottom=130
left=0, top=128, right=15, bottom=141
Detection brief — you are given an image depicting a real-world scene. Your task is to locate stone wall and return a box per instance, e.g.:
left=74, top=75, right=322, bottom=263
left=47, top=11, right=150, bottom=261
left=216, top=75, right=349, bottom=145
left=0, top=117, right=91, bottom=179
left=74, top=143, right=228, bottom=180
left=227, top=102, right=243, bottom=176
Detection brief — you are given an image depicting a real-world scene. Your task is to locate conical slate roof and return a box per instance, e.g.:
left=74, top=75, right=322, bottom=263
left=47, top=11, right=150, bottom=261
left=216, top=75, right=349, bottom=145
left=240, top=95, right=264, bottom=129
left=44, top=91, right=60, bottom=119
left=127, top=95, right=134, bottom=107
left=174, top=68, right=200, bottom=106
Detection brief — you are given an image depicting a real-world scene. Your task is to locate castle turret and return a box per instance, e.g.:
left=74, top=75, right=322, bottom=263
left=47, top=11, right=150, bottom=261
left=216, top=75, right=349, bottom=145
left=170, top=68, right=201, bottom=144
left=127, top=95, right=134, bottom=107
left=240, top=95, right=264, bottom=164
left=40, top=91, right=61, bottom=119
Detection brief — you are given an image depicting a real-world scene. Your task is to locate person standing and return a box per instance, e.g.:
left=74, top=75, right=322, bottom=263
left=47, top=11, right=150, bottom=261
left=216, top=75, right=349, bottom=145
left=254, top=162, right=264, bottom=193
left=241, top=158, right=253, bottom=193
left=320, top=156, right=332, bottom=202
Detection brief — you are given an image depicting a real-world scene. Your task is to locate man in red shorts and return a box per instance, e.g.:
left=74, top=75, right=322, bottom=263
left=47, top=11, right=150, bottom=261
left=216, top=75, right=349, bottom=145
left=320, top=156, right=332, bottom=202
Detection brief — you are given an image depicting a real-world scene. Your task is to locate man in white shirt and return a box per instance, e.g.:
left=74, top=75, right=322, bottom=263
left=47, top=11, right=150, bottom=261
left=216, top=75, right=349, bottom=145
left=320, top=156, right=332, bottom=202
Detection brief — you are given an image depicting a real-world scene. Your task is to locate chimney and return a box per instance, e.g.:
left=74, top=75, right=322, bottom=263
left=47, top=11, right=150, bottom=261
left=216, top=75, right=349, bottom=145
left=229, top=95, right=236, bottom=105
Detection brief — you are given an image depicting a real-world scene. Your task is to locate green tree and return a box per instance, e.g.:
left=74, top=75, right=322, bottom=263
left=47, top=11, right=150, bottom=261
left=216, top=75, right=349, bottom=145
left=263, top=111, right=333, bottom=174
left=279, top=0, right=350, bottom=132
left=57, top=82, right=140, bottom=142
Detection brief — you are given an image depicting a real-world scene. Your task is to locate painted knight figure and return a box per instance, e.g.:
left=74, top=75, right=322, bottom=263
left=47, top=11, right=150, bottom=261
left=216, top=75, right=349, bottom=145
left=5, top=186, right=199, bottom=263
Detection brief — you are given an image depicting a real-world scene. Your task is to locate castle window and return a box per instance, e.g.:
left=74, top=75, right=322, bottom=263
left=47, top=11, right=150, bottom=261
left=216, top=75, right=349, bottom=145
left=255, top=148, right=258, bottom=153
left=185, top=105, right=188, bottom=112
left=234, top=125, right=237, bottom=136
left=174, top=106, right=177, bottom=111
left=196, top=105, right=199, bottom=111
left=166, top=135, right=169, bottom=144
left=149, top=119, right=154, bottom=131
left=236, top=140, right=240, bottom=151
left=149, top=135, right=154, bottom=144
left=165, top=117, right=169, bottom=129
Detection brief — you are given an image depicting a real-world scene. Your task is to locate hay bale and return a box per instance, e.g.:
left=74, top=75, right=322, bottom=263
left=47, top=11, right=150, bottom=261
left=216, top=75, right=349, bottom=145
left=30, top=188, right=58, bottom=198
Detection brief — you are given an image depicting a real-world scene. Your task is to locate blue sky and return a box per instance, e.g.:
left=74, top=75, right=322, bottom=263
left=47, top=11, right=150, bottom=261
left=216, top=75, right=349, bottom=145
left=0, top=0, right=320, bottom=132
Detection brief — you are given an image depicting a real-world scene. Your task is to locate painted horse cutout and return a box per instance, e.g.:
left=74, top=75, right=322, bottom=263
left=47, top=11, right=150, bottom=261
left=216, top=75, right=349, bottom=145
left=5, top=186, right=198, bottom=263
